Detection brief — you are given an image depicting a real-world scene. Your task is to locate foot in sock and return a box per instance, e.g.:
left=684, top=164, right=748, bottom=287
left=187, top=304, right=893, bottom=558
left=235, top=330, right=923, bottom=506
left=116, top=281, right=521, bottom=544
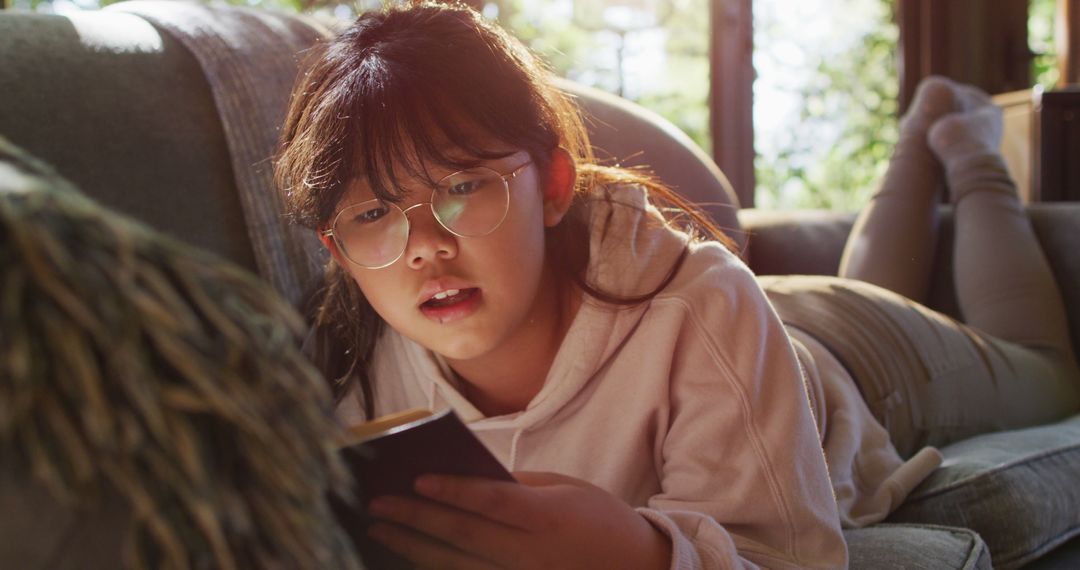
left=899, top=75, right=965, bottom=138
left=928, top=104, right=1009, bottom=204
left=954, top=83, right=993, bottom=113
left=927, top=104, right=1003, bottom=165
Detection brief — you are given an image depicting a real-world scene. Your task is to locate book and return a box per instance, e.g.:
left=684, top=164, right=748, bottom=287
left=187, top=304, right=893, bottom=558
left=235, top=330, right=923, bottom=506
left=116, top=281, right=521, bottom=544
left=331, top=407, right=514, bottom=569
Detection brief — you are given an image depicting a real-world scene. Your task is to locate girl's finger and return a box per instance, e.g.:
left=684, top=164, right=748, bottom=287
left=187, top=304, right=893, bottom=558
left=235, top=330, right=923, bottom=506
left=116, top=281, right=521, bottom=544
left=369, top=495, right=524, bottom=560
left=368, top=522, right=503, bottom=570
left=511, top=471, right=594, bottom=488
left=413, top=475, right=549, bottom=532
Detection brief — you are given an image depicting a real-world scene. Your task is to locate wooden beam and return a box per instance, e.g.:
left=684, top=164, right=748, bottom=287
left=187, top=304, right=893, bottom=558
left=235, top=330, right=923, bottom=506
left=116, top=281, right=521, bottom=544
left=898, top=0, right=1031, bottom=113
left=896, top=0, right=918, bottom=113
left=709, top=0, right=754, bottom=207
left=1060, top=0, right=1080, bottom=84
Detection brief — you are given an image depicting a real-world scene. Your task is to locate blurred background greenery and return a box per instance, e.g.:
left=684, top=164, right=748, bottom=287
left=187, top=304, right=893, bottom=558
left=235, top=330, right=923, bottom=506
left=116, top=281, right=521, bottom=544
left=10, top=0, right=1062, bottom=210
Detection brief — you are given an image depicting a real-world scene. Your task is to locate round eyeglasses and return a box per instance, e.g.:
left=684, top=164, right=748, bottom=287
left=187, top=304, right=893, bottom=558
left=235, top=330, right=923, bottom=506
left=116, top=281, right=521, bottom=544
left=322, top=160, right=532, bottom=269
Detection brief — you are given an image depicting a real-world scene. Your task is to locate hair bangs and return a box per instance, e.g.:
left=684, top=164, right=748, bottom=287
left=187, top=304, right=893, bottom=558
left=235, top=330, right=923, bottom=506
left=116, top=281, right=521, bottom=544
left=282, top=2, right=566, bottom=230
left=341, top=18, right=552, bottom=207
left=345, top=68, right=533, bottom=208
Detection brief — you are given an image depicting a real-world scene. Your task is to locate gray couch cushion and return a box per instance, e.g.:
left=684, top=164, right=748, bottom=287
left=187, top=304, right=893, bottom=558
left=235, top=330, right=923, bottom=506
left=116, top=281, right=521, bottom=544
left=888, top=413, right=1080, bottom=569
left=1029, top=203, right=1080, bottom=362
left=845, top=523, right=991, bottom=569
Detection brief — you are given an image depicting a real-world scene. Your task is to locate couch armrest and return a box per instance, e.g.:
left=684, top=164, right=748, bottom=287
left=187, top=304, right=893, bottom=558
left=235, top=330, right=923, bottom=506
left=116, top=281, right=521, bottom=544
left=736, top=208, right=855, bottom=276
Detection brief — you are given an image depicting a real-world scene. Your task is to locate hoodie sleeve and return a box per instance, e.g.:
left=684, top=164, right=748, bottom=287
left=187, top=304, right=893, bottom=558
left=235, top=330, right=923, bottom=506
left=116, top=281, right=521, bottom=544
left=638, top=249, right=847, bottom=570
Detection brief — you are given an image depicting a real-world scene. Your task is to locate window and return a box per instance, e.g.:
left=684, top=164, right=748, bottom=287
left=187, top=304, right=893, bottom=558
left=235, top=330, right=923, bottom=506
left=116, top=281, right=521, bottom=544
left=11, top=0, right=1077, bottom=204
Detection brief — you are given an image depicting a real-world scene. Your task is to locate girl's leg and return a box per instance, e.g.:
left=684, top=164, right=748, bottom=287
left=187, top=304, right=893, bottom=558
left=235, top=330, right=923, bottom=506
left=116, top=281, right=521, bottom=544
left=772, top=83, right=1080, bottom=458
left=927, top=105, right=1075, bottom=355
left=765, top=270, right=1078, bottom=457
left=837, top=76, right=960, bottom=304
left=927, top=105, right=1080, bottom=427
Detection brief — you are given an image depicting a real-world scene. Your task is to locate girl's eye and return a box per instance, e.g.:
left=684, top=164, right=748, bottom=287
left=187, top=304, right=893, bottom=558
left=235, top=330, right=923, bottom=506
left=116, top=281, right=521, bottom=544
left=351, top=205, right=389, bottom=224
left=445, top=178, right=484, bottom=196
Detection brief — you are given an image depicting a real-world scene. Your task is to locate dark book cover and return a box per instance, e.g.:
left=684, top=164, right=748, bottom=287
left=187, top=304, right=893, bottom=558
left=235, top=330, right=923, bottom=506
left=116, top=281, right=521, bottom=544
left=331, top=408, right=514, bottom=569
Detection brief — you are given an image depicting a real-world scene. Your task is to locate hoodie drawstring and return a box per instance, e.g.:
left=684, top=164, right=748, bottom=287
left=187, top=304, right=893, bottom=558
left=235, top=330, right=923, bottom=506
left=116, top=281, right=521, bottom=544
left=508, top=428, right=525, bottom=472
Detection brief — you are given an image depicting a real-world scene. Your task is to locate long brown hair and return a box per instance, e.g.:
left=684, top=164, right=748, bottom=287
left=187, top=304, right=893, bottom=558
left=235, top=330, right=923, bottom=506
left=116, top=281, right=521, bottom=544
left=276, top=1, right=729, bottom=417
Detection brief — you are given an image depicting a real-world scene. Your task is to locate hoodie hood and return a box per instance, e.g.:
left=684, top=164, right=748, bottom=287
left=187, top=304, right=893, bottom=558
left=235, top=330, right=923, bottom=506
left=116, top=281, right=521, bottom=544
left=511, top=185, right=690, bottom=420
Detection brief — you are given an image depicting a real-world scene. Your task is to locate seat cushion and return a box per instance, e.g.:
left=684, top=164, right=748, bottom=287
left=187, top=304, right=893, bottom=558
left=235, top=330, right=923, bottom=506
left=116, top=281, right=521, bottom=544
left=888, top=413, right=1080, bottom=569
left=844, top=523, right=991, bottom=569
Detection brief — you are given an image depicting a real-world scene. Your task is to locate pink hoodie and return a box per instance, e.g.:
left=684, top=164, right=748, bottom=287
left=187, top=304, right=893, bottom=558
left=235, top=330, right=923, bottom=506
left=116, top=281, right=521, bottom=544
left=338, top=185, right=938, bottom=569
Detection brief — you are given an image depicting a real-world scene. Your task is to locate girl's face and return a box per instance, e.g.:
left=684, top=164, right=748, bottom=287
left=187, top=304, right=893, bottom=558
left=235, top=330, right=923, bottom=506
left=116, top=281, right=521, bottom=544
left=333, top=148, right=571, bottom=364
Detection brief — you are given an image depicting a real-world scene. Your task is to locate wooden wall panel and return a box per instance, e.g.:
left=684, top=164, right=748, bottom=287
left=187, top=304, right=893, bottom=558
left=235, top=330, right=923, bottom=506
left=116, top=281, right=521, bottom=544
left=1060, top=0, right=1080, bottom=85
left=897, top=0, right=1031, bottom=113
left=1039, top=89, right=1080, bottom=201
left=709, top=0, right=755, bottom=207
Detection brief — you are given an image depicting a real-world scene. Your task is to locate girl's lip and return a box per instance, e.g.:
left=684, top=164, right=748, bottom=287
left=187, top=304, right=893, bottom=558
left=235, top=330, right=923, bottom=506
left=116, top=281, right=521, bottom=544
left=416, top=278, right=477, bottom=307
left=418, top=288, right=482, bottom=324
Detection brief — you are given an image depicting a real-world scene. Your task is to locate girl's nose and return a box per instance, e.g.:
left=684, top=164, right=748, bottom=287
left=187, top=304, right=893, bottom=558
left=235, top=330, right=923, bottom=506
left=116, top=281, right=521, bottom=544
left=403, top=203, right=458, bottom=269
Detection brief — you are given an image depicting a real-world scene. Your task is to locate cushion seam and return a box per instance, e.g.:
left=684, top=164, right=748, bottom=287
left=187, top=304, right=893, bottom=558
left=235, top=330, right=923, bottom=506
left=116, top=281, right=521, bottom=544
left=906, top=439, right=1080, bottom=500
left=991, top=524, right=1080, bottom=568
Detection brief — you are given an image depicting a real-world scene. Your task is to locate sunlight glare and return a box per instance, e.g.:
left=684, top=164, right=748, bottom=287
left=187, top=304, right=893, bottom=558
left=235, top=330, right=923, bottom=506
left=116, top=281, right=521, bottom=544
left=65, top=11, right=163, bottom=54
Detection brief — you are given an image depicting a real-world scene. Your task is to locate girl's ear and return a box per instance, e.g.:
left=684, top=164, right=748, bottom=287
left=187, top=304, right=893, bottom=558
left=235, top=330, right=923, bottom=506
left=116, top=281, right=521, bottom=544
left=542, top=147, right=576, bottom=227
left=318, top=229, right=346, bottom=266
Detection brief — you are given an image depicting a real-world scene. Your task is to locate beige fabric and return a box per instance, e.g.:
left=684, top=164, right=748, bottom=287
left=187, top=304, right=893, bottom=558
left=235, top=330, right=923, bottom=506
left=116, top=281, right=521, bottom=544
left=838, top=132, right=944, bottom=303
left=947, top=154, right=1074, bottom=353
left=762, top=275, right=1080, bottom=458
left=786, top=327, right=942, bottom=529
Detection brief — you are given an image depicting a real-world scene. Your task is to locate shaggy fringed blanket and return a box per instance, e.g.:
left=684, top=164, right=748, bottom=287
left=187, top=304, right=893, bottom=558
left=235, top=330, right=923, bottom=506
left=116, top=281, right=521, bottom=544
left=0, top=136, right=359, bottom=569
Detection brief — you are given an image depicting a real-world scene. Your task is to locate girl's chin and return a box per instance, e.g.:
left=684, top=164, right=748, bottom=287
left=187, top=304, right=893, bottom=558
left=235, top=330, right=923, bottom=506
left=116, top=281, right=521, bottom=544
left=428, top=338, right=494, bottom=362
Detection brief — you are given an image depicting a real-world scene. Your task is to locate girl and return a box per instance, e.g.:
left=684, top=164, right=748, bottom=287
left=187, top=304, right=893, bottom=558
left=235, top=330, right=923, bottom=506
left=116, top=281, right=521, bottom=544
left=275, top=3, right=1079, bottom=568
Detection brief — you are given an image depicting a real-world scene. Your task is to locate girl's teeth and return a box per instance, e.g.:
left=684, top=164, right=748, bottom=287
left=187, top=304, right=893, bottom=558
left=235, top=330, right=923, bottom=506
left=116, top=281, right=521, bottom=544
left=432, top=289, right=460, bottom=301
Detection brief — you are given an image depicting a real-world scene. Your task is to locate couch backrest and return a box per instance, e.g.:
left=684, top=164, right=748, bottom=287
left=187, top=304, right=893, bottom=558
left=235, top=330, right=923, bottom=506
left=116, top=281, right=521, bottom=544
left=558, top=79, right=746, bottom=252
left=0, top=10, right=259, bottom=270
left=1, top=5, right=336, bottom=305
left=0, top=7, right=745, bottom=288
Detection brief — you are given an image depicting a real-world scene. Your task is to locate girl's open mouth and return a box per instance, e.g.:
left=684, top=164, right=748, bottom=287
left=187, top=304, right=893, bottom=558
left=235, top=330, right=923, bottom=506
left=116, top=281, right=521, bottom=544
left=419, top=288, right=481, bottom=323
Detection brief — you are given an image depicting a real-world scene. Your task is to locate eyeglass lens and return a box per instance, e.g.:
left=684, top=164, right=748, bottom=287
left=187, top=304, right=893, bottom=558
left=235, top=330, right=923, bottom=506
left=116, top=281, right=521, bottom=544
left=333, top=167, right=511, bottom=268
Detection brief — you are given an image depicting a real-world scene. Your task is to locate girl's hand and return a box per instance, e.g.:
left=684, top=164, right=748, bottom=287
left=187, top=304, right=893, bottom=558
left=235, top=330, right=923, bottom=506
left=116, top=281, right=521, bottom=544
left=367, top=471, right=672, bottom=570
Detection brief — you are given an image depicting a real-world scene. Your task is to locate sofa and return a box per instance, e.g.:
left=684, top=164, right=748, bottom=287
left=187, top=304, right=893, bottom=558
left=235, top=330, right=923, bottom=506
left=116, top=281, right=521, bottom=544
left=2, top=3, right=1079, bottom=568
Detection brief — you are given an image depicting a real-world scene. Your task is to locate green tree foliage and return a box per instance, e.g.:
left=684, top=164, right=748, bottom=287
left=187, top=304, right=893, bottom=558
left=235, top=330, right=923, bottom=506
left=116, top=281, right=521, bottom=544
left=488, top=0, right=712, bottom=154
left=1030, top=0, right=1060, bottom=89
left=493, top=0, right=901, bottom=210
left=633, top=0, right=712, bottom=154
left=754, top=0, right=899, bottom=210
